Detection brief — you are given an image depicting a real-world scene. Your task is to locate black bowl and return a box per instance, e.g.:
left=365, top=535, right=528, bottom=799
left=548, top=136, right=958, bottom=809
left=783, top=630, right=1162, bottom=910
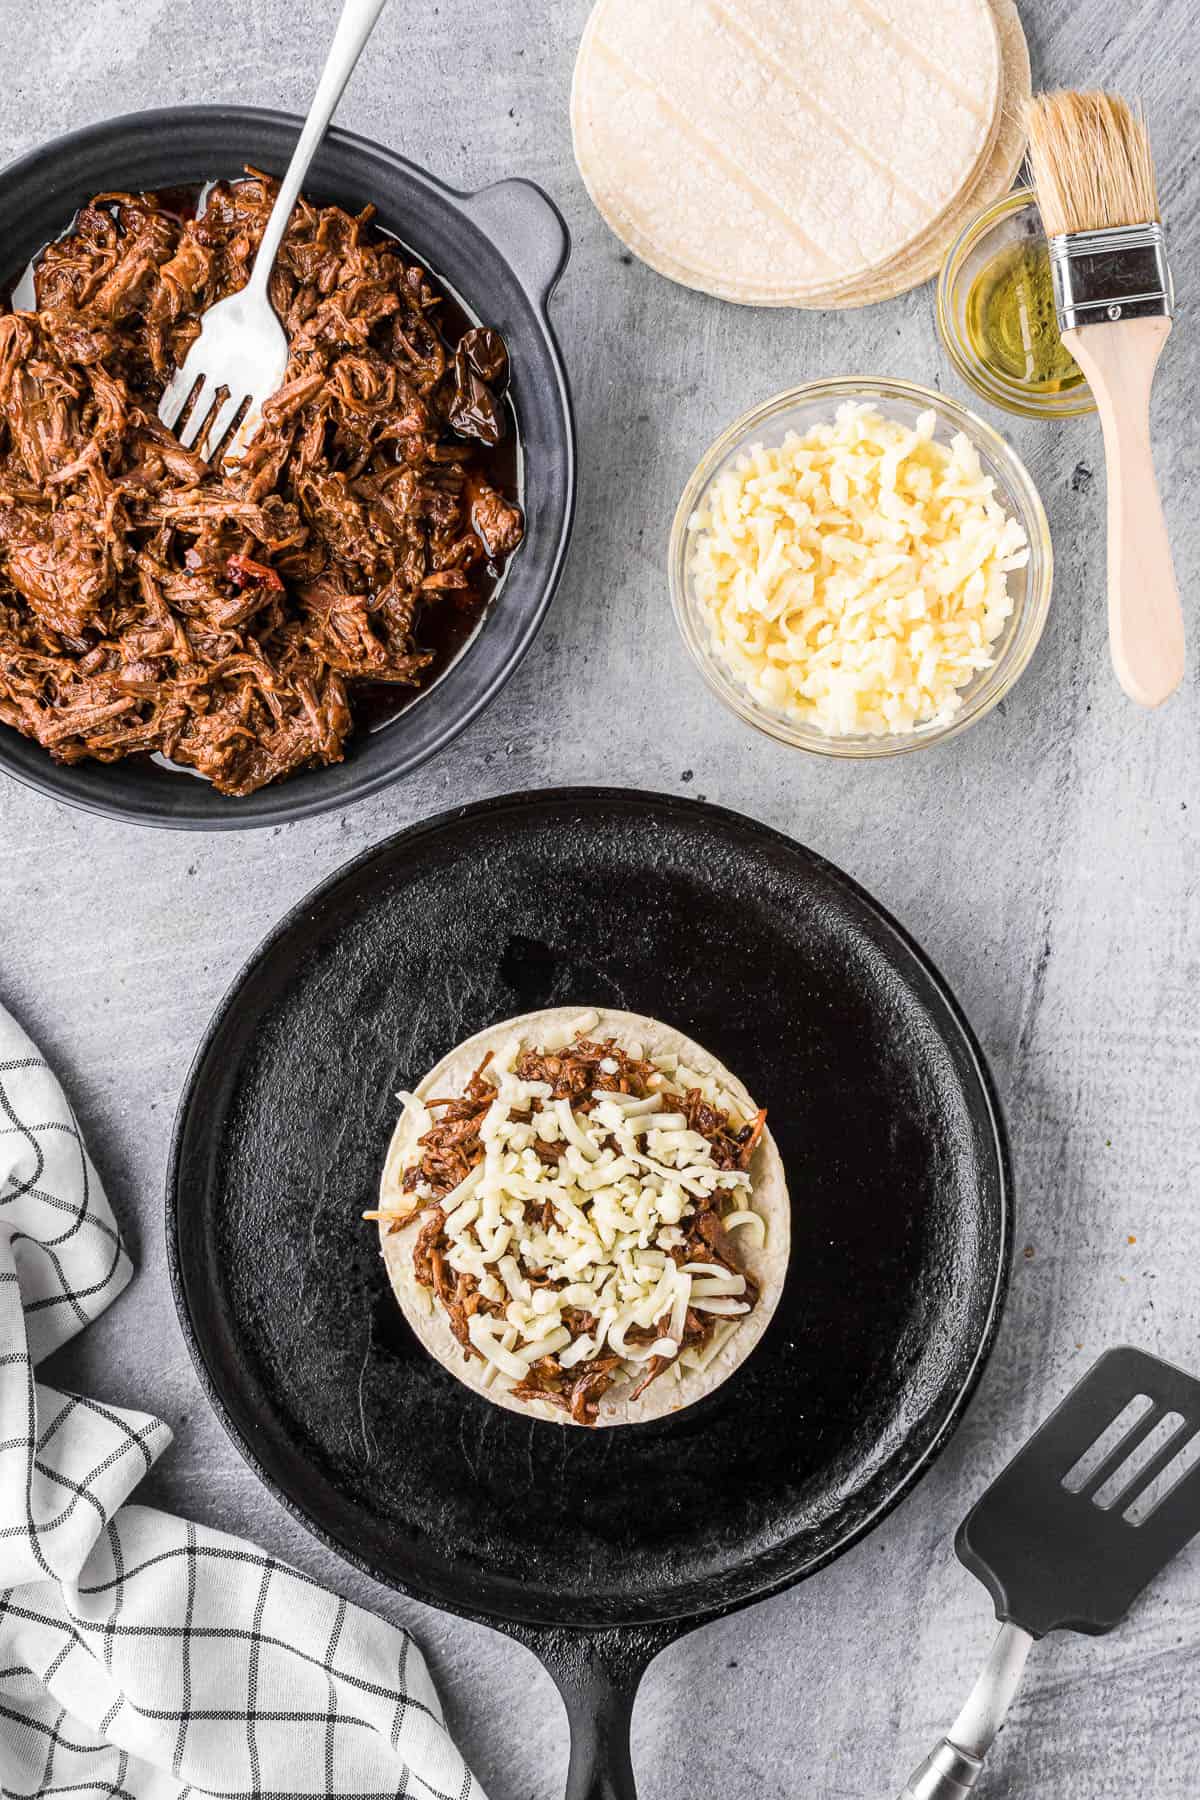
left=0, top=106, right=576, bottom=828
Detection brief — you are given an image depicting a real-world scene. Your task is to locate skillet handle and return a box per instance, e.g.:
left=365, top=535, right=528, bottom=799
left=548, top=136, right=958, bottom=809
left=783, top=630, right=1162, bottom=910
left=503, top=1622, right=676, bottom=1800
left=562, top=1654, right=637, bottom=1800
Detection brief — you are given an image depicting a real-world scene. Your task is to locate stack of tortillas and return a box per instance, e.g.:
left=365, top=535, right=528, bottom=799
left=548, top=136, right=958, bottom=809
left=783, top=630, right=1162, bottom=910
left=571, top=0, right=1030, bottom=308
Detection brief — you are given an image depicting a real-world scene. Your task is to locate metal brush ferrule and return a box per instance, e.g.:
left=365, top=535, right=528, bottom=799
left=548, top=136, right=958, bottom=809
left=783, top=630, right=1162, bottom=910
left=900, top=1739, right=984, bottom=1798
left=1049, top=222, right=1173, bottom=331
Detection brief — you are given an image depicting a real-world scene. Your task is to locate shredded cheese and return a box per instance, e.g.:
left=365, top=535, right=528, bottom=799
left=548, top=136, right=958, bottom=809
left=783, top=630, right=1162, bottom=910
left=688, top=402, right=1030, bottom=737
left=411, top=1030, right=768, bottom=1401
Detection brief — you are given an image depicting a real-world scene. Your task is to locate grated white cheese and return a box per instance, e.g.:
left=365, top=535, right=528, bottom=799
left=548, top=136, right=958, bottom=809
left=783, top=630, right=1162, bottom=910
left=688, top=402, right=1029, bottom=737
left=424, top=1032, right=767, bottom=1399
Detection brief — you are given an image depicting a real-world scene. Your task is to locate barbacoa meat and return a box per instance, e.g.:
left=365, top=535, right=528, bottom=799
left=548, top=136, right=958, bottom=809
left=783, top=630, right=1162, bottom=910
left=0, top=173, right=524, bottom=795
left=394, top=1036, right=765, bottom=1424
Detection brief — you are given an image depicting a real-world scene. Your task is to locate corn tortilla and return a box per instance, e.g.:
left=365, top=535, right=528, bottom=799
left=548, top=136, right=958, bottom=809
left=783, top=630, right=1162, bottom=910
left=377, top=1007, right=791, bottom=1427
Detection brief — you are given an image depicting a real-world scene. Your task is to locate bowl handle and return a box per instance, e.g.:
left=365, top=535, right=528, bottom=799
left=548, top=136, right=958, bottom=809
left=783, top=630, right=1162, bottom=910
left=461, top=177, right=571, bottom=309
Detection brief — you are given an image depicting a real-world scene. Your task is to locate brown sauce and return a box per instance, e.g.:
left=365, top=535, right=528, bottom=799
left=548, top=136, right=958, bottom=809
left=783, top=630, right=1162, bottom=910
left=359, top=220, right=522, bottom=735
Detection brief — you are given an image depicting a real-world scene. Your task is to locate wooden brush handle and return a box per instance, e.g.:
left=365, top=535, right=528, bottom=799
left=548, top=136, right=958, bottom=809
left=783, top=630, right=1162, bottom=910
left=1063, top=316, right=1184, bottom=708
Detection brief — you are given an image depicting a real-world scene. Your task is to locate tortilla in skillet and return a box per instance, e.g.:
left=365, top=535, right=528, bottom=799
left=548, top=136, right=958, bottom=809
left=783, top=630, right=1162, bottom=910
left=375, top=1006, right=790, bottom=1426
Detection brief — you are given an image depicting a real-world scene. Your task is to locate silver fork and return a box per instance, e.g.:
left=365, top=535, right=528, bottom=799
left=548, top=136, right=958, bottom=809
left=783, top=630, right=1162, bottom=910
left=158, top=0, right=390, bottom=460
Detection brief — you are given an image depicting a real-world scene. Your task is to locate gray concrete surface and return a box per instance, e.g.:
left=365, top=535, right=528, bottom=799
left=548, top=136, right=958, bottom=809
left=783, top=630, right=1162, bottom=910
left=1, top=1, right=1198, bottom=1794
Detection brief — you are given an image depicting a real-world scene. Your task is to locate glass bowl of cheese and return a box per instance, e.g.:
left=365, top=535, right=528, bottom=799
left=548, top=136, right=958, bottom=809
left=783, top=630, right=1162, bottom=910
left=668, top=377, right=1053, bottom=758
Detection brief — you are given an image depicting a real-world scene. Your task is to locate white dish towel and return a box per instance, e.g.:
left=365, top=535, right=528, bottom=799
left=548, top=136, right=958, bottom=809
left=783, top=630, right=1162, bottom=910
left=0, top=1001, right=484, bottom=1800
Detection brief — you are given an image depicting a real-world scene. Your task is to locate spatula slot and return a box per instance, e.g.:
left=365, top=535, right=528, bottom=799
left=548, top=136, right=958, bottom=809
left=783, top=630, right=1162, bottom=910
left=1092, top=1411, right=1188, bottom=1511
left=1124, top=1425, right=1200, bottom=1525
left=1062, top=1392, right=1154, bottom=1493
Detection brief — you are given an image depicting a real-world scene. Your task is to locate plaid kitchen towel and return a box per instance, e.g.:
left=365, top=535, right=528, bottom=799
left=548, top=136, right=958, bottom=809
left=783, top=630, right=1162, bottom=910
left=0, top=1002, right=484, bottom=1800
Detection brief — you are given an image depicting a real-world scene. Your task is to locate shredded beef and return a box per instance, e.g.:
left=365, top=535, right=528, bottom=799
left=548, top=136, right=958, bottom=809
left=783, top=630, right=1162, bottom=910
left=0, top=173, right=523, bottom=795
left=683, top=1088, right=767, bottom=1171
left=411, top=1207, right=446, bottom=1290
left=407, top=1055, right=494, bottom=1201
left=443, top=1269, right=498, bottom=1354
left=514, top=1037, right=659, bottom=1105
left=627, top=1355, right=671, bottom=1402
left=398, top=1030, right=768, bottom=1423
left=567, top=1357, right=622, bottom=1425
left=510, top=1378, right=571, bottom=1414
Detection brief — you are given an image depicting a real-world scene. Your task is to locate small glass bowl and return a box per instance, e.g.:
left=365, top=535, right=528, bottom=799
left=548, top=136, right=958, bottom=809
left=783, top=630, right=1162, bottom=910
left=937, top=187, right=1095, bottom=420
left=668, top=377, right=1054, bottom=760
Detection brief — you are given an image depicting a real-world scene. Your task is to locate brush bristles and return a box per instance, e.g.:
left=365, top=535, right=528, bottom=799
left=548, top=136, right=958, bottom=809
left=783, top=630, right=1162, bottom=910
left=1025, top=90, right=1160, bottom=236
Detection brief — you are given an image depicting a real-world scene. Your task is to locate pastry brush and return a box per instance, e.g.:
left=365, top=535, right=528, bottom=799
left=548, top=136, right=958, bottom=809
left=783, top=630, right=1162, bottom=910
left=1025, top=90, right=1183, bottom=707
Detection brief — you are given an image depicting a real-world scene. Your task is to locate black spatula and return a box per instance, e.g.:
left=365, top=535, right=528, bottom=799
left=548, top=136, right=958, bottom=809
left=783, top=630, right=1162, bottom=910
left=900, top=1346, right=1200, bottom=1798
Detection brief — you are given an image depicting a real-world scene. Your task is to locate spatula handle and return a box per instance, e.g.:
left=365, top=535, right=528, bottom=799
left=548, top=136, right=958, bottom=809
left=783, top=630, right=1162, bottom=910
left=898, top=1621, right=1033, bottom=1798
left=1063, top=316, right=1184, bottom=708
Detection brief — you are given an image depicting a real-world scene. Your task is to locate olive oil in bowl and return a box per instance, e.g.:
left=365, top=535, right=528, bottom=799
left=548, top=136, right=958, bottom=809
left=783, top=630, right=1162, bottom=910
left=965, top=240, right=1083, bottom=395
left=938, top=188, right=1095, bottom=419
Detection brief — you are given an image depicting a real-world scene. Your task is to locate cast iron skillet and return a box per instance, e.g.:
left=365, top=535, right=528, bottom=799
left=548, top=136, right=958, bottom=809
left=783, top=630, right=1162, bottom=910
left=168, top=788, right=1012, bottom=1797
left=0, top=107, right=575, bottom=828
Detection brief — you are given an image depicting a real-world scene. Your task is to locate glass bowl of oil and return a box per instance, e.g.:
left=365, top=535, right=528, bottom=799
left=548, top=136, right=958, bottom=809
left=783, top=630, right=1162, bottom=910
left=938, top=187, right=1094, bottom=420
